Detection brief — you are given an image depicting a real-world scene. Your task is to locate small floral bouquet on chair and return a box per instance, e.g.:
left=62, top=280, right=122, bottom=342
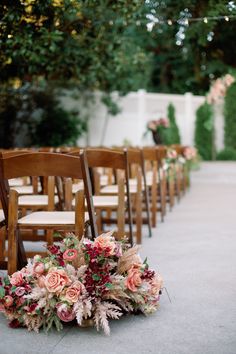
left=0, top=232, right=163, bottom=335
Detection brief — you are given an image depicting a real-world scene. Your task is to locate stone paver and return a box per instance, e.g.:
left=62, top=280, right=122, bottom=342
left=1, top=162, right=236, bottom=354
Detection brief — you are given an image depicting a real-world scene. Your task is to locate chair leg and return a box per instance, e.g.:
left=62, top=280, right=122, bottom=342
left=117, top=178, right=125, bottom=240
left=0, top=226, right=6, bottom=261
left=75, top=189, right=85, bottom=239
left=8, top=190, right=19, bottom=275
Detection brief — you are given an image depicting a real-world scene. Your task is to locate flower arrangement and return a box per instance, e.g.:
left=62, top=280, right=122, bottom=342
left=147, top=118, right=169, bottom=132
left=0, top=232, right=163, bottom=335
left=207, top=74, right=235, bottom=104
left=166, top=148, right=178, bottom=163
left=183, top=146, right=197, bottom=161
left=146, top=118, right=169, bottom=145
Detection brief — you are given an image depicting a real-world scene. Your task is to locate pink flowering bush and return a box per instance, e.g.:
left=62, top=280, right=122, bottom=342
left=0, top=232, right=163, bottom=335
left=207, top=74, right=235, bottom=104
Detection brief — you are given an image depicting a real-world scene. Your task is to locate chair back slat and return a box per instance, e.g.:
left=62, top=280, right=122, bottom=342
left=1, top=153, right=83, bottom=179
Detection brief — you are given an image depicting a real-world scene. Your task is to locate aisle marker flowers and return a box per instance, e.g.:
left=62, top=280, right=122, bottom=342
left=0, top=232, right=163, bottom=335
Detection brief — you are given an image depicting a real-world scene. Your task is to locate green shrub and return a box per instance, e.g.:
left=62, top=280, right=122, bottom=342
left=216, top=147, right=236, bottom=160
left=224, top=82, right=236, bottom=149
left=167, top=103, right=181, bottom=144
left=194, top=102, right=214, bottom=160
left=0, top=84, right=86, bottom=148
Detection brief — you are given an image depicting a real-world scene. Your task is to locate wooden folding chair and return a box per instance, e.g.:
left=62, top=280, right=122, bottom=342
left=80, top=148, right=133, bottom=244
left=0, top=151, right=97, bottom=274
left=126, top=148, right=152, bottom=241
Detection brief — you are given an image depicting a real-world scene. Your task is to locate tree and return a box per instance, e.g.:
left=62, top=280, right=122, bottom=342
left=145, top=0, right=236, bottom=95
left=0, top=0, right=151, bottom=93
left=167, top=103, right=181, bottom=144
left=194, top=101, right=214, bottom=160
left=0, top=0, right=152, bottom=147
left=224, top=82, right=236, bottom=149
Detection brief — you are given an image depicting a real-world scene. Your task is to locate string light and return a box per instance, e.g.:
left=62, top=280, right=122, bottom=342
left=225, top=16, right=229, bottom=21
left=203, top=17, right=208, bottom=23
left=167, top=19, right=173, bottom=25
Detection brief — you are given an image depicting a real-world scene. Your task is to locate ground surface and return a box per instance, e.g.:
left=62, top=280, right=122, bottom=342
left=1, top=162, right=236, bottom=354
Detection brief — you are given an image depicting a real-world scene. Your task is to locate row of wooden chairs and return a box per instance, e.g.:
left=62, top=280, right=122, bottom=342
left=0, top=145, right=190, bottom=274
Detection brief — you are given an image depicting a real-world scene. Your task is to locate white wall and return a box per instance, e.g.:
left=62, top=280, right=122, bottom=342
left=63, top=90, right=217, bottom=147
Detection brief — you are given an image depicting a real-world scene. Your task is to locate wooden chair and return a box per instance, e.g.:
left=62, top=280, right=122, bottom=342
left=126, top=148, right=152, bottom=241
left=0, top=151, right=97, bottom=274
left=79, top=148, right=133, bottom=244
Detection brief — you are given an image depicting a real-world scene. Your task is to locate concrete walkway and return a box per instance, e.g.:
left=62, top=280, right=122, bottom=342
left=1, top=162, right=236, bottom=354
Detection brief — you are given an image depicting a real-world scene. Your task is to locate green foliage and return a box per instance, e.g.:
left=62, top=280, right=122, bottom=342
left=145, top=1, right=236, bottom=94
left=224, top=82, right=236, bottom=149
left=167, top=103, right=181, bottom=144
left=216, top=147, right=236, bottom=160
left=0, top=1, right=151, bottom=93
left=194, top=102, right=213, bottom=160
left=0, top=84, right=86, bottom=148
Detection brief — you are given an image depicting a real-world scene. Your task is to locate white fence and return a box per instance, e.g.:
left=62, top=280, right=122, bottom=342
left=64, top=90, right=224, bottom=148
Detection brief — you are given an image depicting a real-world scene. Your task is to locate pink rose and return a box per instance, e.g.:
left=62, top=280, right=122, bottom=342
left=45, top=268, right=71, bottom=293
left=33, top=262, right=45, bottom=275
left=94, top=234, right=116, bottom=256
left=4, top=295, right=14, bottom=307
left=15, top=287, right=25, bottom=297
left=63, top=249, right=78, bottom=261
left=125, top=264, right=142, bottom=292
left=10, top=271, right=24, bottom=286
left=64, top=281, right=84, bottom=303
left=57, top=304, right=75, bottom=322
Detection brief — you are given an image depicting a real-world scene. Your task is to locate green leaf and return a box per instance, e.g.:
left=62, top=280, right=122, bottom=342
left=0, top=287, right=5, bottom=299
left=10, top=286, right=17, bottom=293
left=92, top=274, right=100, bottom=281
left=105, top=283, right=113, bottom=289
left=3, top=277, right=10, bottom=286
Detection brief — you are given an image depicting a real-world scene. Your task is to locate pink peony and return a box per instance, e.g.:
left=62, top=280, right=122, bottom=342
left=63, top=249, right=78, bottom=261
left=4, top=295, right=14, bottom=307
left=125, top=263, right=142, bottom=292
left=15, top=287, right=25, bottom=297
left=10, top=272, right=24, bottom=286
left=64, top=281, right=84, bottom=303
left=33, top=262, right=45, bottom=275
left=94, top=234, right=116, bottom=256
left=45, top=268, right=71, bottom=293
left=57, top=304, right=75, bottom=322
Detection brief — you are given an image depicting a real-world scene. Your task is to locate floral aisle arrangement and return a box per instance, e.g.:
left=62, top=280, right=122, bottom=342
left=166, top=148, right=178, bottom=164
left=0, top=232, right=163, bottom=335
left=146, top=118, right=169, bottom=144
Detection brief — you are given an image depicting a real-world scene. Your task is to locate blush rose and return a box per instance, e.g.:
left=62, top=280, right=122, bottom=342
left=45, top=268, right=71, bottom=293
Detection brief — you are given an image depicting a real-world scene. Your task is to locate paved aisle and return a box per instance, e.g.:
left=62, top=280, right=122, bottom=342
left=1, top=162, right=236, bottom=354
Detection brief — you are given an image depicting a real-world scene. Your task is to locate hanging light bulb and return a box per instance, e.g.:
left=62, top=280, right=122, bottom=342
left=203, top=17, right=208, bottom=23
left=167, top=19, right=173, bottom=25
left=224, top=16, right=229, bottom=21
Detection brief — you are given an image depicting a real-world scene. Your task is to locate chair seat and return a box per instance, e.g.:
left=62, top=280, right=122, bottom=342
left=11, top=185, right=42, bottom=194
left=73, top=195, right=123, bottom=208
left=100, top=184, right=138, bottom=195
left=19, top=195, right=59, bottom=206
left=18, top=211, right=89, bottom=225
left=0, top=209, right=5, bottom=223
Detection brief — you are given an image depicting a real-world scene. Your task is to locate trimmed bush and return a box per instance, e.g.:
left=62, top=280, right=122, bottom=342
left=194, top=102, right=214, bottom=160
left=224, top=82, right=236, bottom=149
left=216, top=147, right=236, bottom=160
left=167, top=103, right=181, bottom=144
